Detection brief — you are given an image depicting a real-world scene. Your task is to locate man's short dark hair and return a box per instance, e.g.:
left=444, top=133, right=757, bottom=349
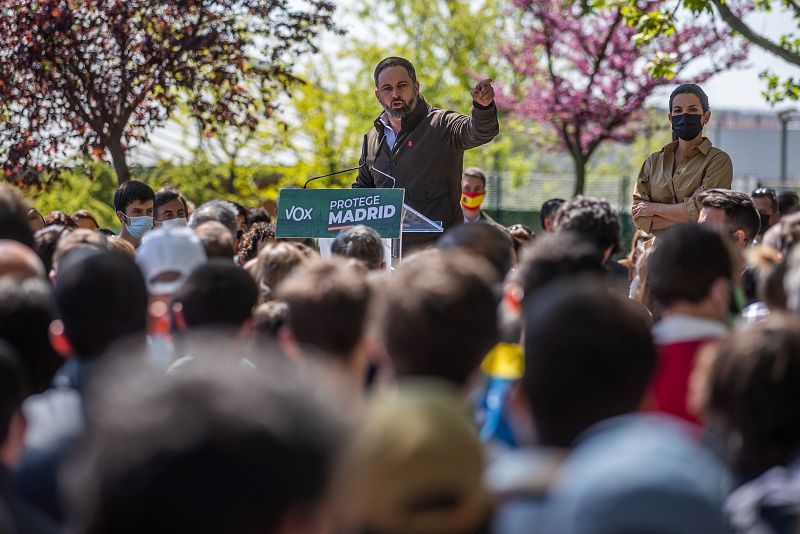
left=34, top=225, right=69, bottom=274
left=0, top=184, right=34, bottom=248
left=55, top=249, right=148, bottom=359
left=154, top=187, right=184, bottom=213
left=331, top=225, right=384, bottom=271
left=647, top=224, right=734, bottom=307
left=374, top=57, right=417, bottom=87
left=523, top=279, right=656, bottom=447
left=515, top=232, right=605, bottom=304
left=0, top=341, right=27, bottom=444
left=277, top=260, right=371, bottom=361
left=463, top=167, right=486, bottom=187
left=188, top=200, right=238, bottom=238
left=252, top=301, right=289, bottom=338
left=195, top=221, right=235, bottom=260
left=0, top=277, right=61, bottom=394
left=779, top=191, right=800, bottom=215
left=539, top=198, right=565, bottom=230
left=438, top=222, right=514, bottom=281
left=173, top=260, right=257, bottom=330
left=113, top=180, right=155, bottom=214
left=381, top=251, right=498, bottom=387
left=554, top=196, right=621, bottom=254
left=751, top=187, right=779, bottom=212
left=64, top=363, right=343, bottom=534
left=248, top=206, right=272, bottom=225
left=700, top=188, right=761, bottom=242
left=708, top=315, right=800, bottom=477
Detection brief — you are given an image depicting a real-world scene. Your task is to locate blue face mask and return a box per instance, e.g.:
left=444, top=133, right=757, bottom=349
left=124, top=214, right=153, bottom=239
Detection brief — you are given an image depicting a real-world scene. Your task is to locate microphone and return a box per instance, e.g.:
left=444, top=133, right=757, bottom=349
left=303, top=164, right=365, bottom=188
left=369, top=166, right=397, bottom=189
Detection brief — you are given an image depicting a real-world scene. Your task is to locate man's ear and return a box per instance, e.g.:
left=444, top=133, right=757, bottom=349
left=116, top=210, right=126, bottom=226
left=49, top=320, right=73, bottom=359
left=733, top=229, right=747, bottom=248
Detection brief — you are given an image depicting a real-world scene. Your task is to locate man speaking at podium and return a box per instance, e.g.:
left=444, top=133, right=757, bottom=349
left=353, top=57, right=499, bottom=250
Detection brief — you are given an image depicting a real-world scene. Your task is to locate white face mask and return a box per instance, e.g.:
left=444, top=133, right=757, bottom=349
left=160, top=217, right=188, bottom=229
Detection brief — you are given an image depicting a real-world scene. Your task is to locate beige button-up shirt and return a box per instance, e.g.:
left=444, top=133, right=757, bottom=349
left=633, top=138, right=733, bottom=233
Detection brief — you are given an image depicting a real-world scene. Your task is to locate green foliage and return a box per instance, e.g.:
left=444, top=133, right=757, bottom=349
left=761, top=69, right=800, bottom=103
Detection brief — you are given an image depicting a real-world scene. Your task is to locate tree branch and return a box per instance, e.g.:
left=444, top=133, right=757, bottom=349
left=711, top=0, right=800, bottom=67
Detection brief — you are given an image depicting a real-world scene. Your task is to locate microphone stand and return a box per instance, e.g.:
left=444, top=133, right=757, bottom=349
left=303, top=165, right=365, bottom=188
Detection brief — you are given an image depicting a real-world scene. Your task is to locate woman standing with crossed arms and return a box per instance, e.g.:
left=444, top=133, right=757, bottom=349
left=632, top=84, right=733, bottom=234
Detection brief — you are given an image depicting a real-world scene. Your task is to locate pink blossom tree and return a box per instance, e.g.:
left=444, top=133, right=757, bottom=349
left=497, top=0, right=749, bottom=195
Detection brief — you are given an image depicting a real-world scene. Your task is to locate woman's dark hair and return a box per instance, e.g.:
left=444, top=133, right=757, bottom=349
left=237, top=222, right=276, bottom=266
left=669, top=84, right=710, bottom=113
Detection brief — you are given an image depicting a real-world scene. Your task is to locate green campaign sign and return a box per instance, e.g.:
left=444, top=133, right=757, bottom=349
left=276, top=188, right=404, bottom=238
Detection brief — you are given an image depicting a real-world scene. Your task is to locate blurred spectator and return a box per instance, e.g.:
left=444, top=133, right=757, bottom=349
left=778, top=191, right=800, bottom=216
left=44, top=210, right=78, bottom=229
left=461, top=167, right=501, bottom=228
left=380, top=251, right=498, bottom=389
left=699, top=188, right=761, bottom=249
left=0, top=184, right=35, bottom=248
left=751, top=187, right=780, bottom=239
left=337, top=383, right=490, bottom=534
left=0, top=342, right=60, bottom=534
left=539, top=198, right=565, bottom=233
left=237, top=222, right=276, bottom=267
left=194, top=221, right=235, bottom=260
left=0, top=240, right=47, bottom=281
left=438, top=222, right=514, bottom=282
left=15, top=249, right=148, bottom=521
left=27, top=208, right=45, bottom=233
left=252, top=301, right=289, bottom=338
left=647, top=224, right=735, bottom=424
left=740, top=246, right=784, bottom=323
left=331, top=225, right=385, bottom=271
left=107, top=235, right=136, bottom=257
left=703, top=315, right=800, bottom=533
left=248, top=206, right=272, bottom=225
left=188, top=199, right=238, bottom=241
left=153, top=187, right=187, bottom=229
left=0, top=277, right=61, bottom=394
left=507, top=224, right=534, bottom=244
left=72, top=210, right=100, bottom=231
left=113, top=180, right=154, bottom=249
left=231, top=201, right=248, bottom=241
left=64, top=362, right=344, bottom=534
left=253, top=243, right=308, bottom=303
left=276, top=259, right=372, bottom=384
left=33, top=227, right=68, bottom=276
left=50, top=229, right=109, bottom=283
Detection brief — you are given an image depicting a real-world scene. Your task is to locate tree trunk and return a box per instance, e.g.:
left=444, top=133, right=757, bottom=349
left=573, top=154, right=586, bottom=196
left=108, top=137, right=130, bottom=184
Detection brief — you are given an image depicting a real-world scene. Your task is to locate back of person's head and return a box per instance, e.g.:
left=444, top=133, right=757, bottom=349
left=0, top=184, right=34, bottom=248
left=34, top=225, right=69, bottom=274
left=237, top=222, right=276, bottom=266
left=0, top=341, right=27, bottom=445
left=554, top=196, right=621, bottom=256
left=0, top=239, right=47, bottom=280
left=188, top=199, right=238, bottom=239
left=107, top=235, right=136, bottom=257
left=779, top=191, right=800, bottom=216
left=507, top=224, right=534, bottom=244
left=382, top=251, right=498, bottom=387
left=252, top=301, right=289, bottom=338
left=65, top=362, right=344, bottom=534
left=172, top=260, right=257, bottom=330
left=337, top=383, right=490, bottom=534
left=135, top=227, right=207, bottom=297
left=438, top=222, right=514, bottom=280
left=523, top=279, right=656, bottom=447
left=73, top=209, right=100, bottom=230
left=647, top=224, right=734, bottom=308
left=699, top=188, right=761, bottom=243
left=55, top=249, right=147, bottom=359
left=113, top=180, right=155, bottom=213
left=254, top=242, right=307, bottom=302
left=706, top=315, right=800, bottom=477
left=52, top=228, right=109, bottom=275
left=539, top=198, right=565, bottom=231
left=330, top=225, right=385, bottom=271
left=194, top=221, right=234, bottom=260
left=277, top=259, right=371, bottom=362
left=776, top=211, right=800, bottom=256
left=0, top=277, right=61, bottom=394
left=515, top=232, right=605, bottom=304
left=45, top=210, right=78, bottom=229
left=248, top=206, right=272, bottom=225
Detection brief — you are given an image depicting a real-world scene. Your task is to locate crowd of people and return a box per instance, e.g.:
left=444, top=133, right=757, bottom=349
left=0, top=168, right=799, bottom=534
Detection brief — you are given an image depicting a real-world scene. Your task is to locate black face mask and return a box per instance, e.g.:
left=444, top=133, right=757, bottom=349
left=671, top=113, right=704, bottom=141
left=759, top=213, right=772, bottom=234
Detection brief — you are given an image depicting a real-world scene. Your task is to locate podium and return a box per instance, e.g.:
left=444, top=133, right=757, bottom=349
left=275, top=188, right=443, bottom=267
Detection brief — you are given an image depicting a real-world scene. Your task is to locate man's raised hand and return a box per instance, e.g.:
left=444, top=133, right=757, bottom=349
left=471, top=79, right=494, bottom=107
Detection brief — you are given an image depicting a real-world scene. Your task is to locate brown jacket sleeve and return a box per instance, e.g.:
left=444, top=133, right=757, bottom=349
left=685, top=151, right=734, bottom=222
left=437, top=102, right=500, bottom=151
left=632, top=157, right=654, bottom=233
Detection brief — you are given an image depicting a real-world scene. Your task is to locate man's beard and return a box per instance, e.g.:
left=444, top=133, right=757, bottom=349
left=384, top=94, right=418, bottom=119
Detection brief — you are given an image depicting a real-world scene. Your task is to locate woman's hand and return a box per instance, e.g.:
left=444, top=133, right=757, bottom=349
left=632, top=199, right=658, bottom=220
